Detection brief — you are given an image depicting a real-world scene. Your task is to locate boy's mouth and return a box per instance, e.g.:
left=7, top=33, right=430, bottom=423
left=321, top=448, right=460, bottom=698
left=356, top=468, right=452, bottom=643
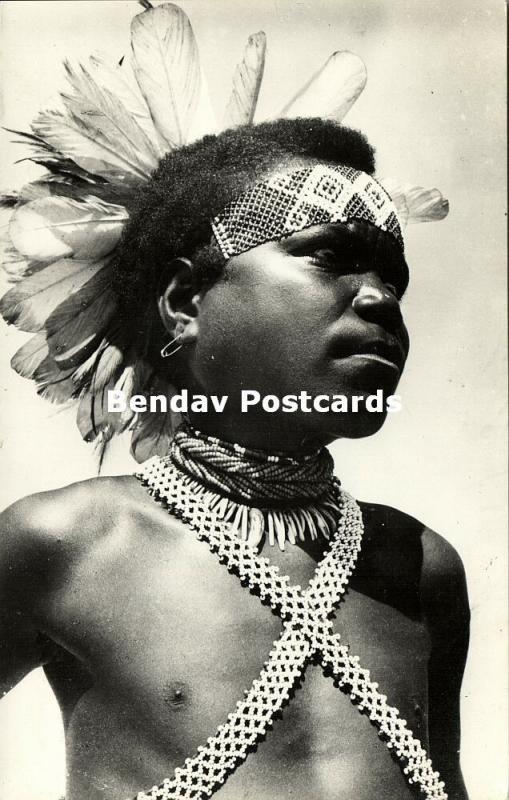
left=348, top=352, right=401, bottom=371
left=333, top=338, right=406, bottom=372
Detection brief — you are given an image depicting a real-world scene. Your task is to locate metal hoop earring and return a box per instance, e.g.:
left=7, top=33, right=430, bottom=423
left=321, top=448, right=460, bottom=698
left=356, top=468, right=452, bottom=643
left=160, top=333, right=183, bottom=358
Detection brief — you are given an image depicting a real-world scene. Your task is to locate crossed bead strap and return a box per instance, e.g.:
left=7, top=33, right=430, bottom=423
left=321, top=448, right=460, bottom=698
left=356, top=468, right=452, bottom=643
left=135, top=462, right=447, bottom=800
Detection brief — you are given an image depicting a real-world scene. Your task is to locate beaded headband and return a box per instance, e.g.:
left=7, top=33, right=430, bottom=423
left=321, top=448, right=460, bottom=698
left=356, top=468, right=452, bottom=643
left=211, top=163, right=404, bottom=259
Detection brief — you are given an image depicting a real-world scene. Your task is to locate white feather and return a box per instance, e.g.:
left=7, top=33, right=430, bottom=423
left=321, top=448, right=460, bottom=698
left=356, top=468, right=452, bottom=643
left=186, top=66, right=218, bottom=143
left=279, top=51, right=367, bottom=122
left=131, top=3, right=200, bottom=148
left=224, top=32, right=266, bottom=128
left=88, top=53, right=167, bottom=157
left=377, top=177, right=410, bottom=227
left=88, top=343, right=124, bottom=391
left=379, top=179, right=449, bottom=224
left=404, top=185, right=449, bottom=223
left=32, top=109, right=148, bottom=184
left=115, top=364, right=136, bottom=402
left=62, top=60, right=159, bottom=176
left=9, top=196, right=127, bottom=262
left=0, top=231, right=30, bottom=282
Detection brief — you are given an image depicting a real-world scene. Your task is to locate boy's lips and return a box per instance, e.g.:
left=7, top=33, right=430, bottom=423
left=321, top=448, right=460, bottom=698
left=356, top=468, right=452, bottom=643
left=333, top=339, right=406, bottom=371
left=347, top=353, right=401, bottom=371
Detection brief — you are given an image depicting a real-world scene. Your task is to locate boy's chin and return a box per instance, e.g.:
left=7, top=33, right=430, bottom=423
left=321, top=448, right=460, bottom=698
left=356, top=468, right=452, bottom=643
left=326, top=411, right=389, bottom=440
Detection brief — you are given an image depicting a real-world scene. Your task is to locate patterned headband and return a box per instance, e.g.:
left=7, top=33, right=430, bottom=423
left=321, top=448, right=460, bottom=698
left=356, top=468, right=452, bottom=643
left=211, top=164, right=404, bottom=260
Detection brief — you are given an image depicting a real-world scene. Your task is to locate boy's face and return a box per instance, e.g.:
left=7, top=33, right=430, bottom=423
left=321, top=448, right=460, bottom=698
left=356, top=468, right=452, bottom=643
left=185, top=161, right=410, bottom=449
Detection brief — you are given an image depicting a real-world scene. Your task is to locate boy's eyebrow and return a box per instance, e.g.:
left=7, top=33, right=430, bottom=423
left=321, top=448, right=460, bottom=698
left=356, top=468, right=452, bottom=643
left=279, top=224, right=363, bottom=251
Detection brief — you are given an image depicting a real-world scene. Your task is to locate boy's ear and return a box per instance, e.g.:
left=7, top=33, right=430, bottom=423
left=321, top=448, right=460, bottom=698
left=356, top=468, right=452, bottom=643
left=158, top=258, right=202, bottom=343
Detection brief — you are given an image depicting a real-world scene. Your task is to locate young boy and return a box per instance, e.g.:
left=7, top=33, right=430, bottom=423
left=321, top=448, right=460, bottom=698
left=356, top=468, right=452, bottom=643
left=0, top=116, right=469, bottom=800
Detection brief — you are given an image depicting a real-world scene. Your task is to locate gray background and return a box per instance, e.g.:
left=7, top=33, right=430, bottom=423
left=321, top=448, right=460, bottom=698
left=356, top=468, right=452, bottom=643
left=0, top=1, right=506, bottom=798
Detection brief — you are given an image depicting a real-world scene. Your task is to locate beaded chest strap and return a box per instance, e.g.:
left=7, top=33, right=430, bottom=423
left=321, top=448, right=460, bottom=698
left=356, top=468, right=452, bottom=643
left=134, top=458, right=447, bottom=800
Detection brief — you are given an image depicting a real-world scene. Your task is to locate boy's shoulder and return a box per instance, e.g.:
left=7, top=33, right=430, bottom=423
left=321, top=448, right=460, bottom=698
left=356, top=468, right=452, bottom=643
left=359, top=500, right=466, bottom=573
left=1, top=474, right=145, bottom=549
left=357, top=500, right=469, bottom=631
left=0, top=475, right=161, bottom=602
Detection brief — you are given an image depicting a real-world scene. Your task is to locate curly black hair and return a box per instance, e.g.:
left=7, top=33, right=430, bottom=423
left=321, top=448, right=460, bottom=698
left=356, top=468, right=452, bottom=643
left=111, top=117, right=376, bottom=367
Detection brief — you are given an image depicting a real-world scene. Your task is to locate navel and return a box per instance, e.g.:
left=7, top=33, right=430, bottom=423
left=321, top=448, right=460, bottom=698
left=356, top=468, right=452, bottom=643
left=163, top=680, right=190, bottom=710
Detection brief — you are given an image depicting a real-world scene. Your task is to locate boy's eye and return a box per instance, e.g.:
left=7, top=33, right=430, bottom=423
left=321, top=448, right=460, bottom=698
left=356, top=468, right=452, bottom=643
left=306, top=248, right=363, bottom=277
left=384, top=282, right=398, bottom=296
left=307, top=248, right=340, bottom=265
left=304, top=246, right=405, bottom=300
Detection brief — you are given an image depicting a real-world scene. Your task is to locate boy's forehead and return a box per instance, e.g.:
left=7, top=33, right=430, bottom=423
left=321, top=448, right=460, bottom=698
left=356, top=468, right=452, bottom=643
left=211, top=162, right=404, bottom=261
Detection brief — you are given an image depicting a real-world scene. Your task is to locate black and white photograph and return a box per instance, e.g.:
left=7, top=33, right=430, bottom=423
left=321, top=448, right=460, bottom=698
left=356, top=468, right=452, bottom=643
left=0, top=2, right=506, bottom=799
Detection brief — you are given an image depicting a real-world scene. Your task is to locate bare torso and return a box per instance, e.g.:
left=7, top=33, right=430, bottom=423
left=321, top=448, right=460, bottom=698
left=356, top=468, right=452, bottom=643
left=1, top=476, right=469, bottom=800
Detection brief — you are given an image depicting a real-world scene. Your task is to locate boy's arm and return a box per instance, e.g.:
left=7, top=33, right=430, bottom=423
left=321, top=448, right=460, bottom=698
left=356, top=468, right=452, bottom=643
left=0, top=496, right=59, bottom=696
left=421, top=528, right=470, bottom=800
left=0, top=476, right=134, bottom=697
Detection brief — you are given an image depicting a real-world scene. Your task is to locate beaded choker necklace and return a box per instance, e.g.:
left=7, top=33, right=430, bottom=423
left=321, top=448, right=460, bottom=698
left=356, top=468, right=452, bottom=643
left=163, top=424, right=338, bottom=550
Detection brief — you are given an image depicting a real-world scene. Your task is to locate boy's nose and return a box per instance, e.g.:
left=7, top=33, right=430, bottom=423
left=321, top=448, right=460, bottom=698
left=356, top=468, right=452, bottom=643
left=352, top=283, right=403, bottom=332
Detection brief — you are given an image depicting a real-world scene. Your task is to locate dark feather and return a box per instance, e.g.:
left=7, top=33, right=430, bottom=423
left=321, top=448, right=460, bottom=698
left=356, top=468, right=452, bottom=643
left=45, top=266, right=117, bottom=369
left=6, top=127, right=107, bottom=185
left=34, top=354, right=79, bottom=403
left=72, top=339, right=119, bottom=390
left=17, top=178, right=133, bottom=208
left=0, top=259, right=105, bottom=332
left=77, top=380, right=134, bottom=442
left=130, top=376, right=179, bottom=462
left=130, top=408, right=174, bottom=463
left=0, top=191, right=19, bottom=208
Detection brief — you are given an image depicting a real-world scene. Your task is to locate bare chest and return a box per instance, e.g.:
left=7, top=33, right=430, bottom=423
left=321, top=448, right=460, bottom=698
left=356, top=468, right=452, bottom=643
left=45, top=520, right=431, bottom=797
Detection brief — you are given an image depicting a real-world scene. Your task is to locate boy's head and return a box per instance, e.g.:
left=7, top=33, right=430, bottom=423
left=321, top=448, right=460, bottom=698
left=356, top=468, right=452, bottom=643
left=114, top=118, right=380, bottom=311
left=112, top=118, right=409, bottom=448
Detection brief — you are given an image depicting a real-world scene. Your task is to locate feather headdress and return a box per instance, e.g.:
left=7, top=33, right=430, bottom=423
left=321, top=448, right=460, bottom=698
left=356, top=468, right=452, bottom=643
left=0, top=1, right=449, bottom=464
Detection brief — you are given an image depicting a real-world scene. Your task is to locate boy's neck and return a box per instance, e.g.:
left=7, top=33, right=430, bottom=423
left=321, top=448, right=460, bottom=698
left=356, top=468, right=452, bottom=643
left=169, top=422, right=335, bottom=506
left=185, top=409, right=332, bottom=456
